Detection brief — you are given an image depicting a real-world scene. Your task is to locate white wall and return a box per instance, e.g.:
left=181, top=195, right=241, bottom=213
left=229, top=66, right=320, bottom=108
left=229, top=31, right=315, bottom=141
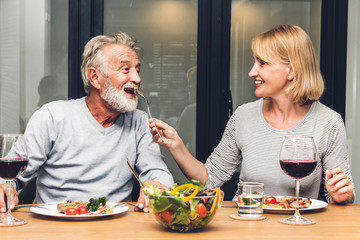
left=0, top=0, right=48, bottom=133
left=0, top=0, right=21, bottom=132
left=346, top=0, right=360, bottom=203
left=24, top=0, right=48, bottom=124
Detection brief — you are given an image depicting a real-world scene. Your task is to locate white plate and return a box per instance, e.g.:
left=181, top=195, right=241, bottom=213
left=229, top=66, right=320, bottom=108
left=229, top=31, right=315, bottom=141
left=30, top=202, right=129, bottom=220
left=263, top=197, right=328, bottom=213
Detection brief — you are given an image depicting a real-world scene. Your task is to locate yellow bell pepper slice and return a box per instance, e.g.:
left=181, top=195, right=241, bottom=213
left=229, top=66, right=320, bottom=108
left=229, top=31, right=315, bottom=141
left=170, top=183, right=194, bottom=196
left=181, top=185, right=199, bottom=202
left=169, top=183, right=200, bottom=202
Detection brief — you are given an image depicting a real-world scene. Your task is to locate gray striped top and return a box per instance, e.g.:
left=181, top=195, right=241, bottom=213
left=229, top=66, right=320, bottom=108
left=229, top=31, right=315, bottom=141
left=205, top=98, right=353, bottom=202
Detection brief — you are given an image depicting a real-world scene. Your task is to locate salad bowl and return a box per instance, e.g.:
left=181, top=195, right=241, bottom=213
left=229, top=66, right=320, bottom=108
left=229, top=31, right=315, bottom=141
left=144, top=180, right=224, bottom=232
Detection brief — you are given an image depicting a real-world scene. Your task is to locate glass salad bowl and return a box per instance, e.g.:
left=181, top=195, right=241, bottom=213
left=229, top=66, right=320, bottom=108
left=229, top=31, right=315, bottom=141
left=144, top=180, right=224, bottom=232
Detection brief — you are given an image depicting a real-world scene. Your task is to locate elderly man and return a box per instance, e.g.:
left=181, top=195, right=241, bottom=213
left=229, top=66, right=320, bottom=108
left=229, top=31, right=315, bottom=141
left=0, top=32, right=174, bottom=212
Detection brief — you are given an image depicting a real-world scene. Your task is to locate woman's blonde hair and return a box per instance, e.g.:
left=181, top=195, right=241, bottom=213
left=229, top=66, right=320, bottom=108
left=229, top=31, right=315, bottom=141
left=251, top=25, right=324, bottom=105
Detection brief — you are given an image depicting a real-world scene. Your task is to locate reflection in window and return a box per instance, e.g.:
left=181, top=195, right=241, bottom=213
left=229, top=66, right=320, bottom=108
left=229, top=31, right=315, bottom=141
left=104, top=1, right=197, bottom=126
left=230, top=0, right=321, bottom=110
left=104, top=0, right=198, bottom=184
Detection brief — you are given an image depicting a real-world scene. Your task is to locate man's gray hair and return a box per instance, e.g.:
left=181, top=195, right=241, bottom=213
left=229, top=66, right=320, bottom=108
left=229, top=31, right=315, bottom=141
left=80, top=32, right=140, bottom=95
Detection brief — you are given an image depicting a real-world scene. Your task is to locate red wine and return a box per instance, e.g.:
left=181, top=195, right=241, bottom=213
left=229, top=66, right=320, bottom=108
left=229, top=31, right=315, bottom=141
left=0, top=158, right=28, bottom=180
left=280, top=159, right=316, bottom=180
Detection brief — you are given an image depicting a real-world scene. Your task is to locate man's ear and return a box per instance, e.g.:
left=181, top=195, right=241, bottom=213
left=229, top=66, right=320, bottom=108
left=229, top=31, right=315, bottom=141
left=88, top=67, right=101, bottom=89
left=287, top=65, right=295, bottom=81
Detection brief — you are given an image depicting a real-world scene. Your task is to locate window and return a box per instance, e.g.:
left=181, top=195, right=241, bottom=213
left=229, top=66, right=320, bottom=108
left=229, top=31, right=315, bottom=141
left=230, top=0, right=322, bottom=109
left=0, top=0, right=68, bottom=133
left=103, top=0, right=198, bottom=183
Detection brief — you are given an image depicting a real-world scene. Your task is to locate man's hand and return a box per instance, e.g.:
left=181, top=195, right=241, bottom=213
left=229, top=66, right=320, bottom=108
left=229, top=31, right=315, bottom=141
left=134, top=180, right=169, bottom=212
left=0, top=183, right=19, bottom=212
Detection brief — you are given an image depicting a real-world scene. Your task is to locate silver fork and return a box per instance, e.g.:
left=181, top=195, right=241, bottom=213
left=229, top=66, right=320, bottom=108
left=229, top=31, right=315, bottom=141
left=126, top=158, right=145, bottom=188
left=136, top=89, right=164, bottom=142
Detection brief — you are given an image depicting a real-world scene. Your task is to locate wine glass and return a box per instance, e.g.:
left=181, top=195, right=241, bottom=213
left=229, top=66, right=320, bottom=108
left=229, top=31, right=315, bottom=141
left=0, top=134, right=29, bottom=227
left=279, top=136, right=317, bottom=225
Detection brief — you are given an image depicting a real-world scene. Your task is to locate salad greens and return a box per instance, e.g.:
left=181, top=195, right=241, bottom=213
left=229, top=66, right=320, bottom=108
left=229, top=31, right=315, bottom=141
left=143, top=180, right=222, bottom=231
left=87, top=197, right=107, bottom=212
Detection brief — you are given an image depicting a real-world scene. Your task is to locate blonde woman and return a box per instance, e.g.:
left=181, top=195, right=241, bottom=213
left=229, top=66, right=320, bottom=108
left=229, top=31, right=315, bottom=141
left=150, top=25, right=354, bottom=204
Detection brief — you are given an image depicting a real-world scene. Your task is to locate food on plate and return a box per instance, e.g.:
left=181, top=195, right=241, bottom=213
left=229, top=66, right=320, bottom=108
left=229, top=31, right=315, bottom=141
left=264, top=196, right=277, bottom=205
left=87, top=197, right=107, bottom=212
left=263, top=196, right=312, bottom=209
left=57, top=200, right=88, bottom=213
left=57, top=197, right=112, bottom=215
left=279, top=201, right=290, bottom=209
left=77, top=206, right=88, bottom=215
left=276, top=196, right=296, bottom=203
left=143, top=179, right=223, bottom=231
left=290, top=198, right=312, bottom=208
left=65, top=207, right=78, bottom=215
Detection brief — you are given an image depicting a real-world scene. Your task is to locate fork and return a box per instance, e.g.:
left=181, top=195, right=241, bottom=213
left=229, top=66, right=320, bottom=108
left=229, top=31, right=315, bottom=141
left=126, top=158, right=145, bottom=188
left=135, top=89, right=164, bottom=142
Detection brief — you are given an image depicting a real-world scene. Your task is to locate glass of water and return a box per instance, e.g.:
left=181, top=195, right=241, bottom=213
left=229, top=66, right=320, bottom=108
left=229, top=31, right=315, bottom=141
left=237, top=182, right=264, bottom=218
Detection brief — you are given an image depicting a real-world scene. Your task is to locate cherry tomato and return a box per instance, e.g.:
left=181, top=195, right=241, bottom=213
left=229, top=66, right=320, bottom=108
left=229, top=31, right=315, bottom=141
left=65, top=207, right=78, bottom=215
left=196, top=203, right=207, bottom=218
left=160, top=210, right=173, bottom=223
left=265, top=196, right=277, bottom=205
left=77, top=206, right=88, bottom=215
left=280, top=201, right=290, bottom=209
left=155, top=212, right=162, bottom=221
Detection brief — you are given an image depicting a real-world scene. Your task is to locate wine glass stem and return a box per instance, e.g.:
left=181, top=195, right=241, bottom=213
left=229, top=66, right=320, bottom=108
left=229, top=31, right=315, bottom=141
left=6, top=181, right=12, bottom=216
left=294, top=180, right=300, bottom=219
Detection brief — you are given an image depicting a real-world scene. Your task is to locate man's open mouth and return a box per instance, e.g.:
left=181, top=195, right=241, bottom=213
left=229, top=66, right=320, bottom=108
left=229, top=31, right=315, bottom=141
left=124, top=87, right=138, bottom=95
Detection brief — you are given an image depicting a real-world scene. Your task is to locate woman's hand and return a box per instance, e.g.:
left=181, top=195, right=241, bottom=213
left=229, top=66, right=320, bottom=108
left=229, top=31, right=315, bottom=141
left=325, top=168, right=354, bottom=204
left=149, top=118, right=182, bottom=150
left=149, top=118, right=208, bottom=184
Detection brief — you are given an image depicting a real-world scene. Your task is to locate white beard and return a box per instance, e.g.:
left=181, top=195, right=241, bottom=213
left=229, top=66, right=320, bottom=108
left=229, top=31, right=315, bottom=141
left=100, top=78, right=138, bottom=112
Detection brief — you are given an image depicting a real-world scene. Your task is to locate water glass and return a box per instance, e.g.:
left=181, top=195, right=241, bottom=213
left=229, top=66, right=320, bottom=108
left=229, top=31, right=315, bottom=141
left=237, top=182, right=264, bottom=218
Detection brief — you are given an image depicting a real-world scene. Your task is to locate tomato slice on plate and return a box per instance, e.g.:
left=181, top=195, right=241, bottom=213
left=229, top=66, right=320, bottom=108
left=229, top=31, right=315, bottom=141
left=65, top=207, right=78, bottom=215
left=280, top=201, right=290, bottom=209
left=78, top=206, right=88, bottom=215
left=265, top=196, right=277, bottom=205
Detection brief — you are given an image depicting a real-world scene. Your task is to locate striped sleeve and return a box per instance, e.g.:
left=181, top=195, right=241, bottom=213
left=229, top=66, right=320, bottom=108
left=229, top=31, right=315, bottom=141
left=205, top=111, right=242, bottom=188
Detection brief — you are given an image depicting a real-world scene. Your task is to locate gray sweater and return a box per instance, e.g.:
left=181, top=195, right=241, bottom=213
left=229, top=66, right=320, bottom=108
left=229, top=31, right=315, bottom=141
left=205, top=98, right=354, bottom=202
left=14, top=97, right=174, bottom=203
